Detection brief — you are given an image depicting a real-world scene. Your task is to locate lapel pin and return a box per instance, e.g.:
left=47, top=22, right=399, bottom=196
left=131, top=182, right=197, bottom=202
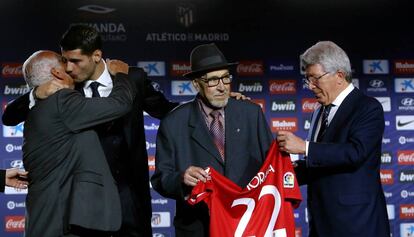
left=236, top=128, right=240, bottom=132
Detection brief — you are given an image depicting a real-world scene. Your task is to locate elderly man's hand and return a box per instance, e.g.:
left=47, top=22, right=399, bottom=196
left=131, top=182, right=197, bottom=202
left=182, top=166, right=209, bottom=187
left=230, top=92, right=251, bottom=100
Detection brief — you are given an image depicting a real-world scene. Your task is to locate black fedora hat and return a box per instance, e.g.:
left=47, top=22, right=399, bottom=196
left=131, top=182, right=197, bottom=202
left=183, top=43, right=238, bottom=78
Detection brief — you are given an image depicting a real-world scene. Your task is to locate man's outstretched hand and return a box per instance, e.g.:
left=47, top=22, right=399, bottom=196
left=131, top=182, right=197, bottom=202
left=5, top=168, right=28, bottom=190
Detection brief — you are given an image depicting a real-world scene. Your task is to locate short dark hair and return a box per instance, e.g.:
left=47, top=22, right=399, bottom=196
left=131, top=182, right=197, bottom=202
left=60, top=24, right=102, bottom=55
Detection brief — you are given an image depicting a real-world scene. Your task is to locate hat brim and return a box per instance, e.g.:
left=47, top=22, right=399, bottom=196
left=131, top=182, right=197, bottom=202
left=183, top=62, right=238, bottom=78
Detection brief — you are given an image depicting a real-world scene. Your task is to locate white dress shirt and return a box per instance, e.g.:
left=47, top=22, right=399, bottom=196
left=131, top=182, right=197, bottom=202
left=305, top=83, right=355, bottom=156
left=83, top=60, right=113, bottom=98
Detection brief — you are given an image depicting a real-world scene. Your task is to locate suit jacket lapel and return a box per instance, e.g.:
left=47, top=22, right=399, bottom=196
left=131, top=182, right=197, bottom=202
left=75, top=83, right=85, bottom=96
left=223, top=99, right=241, bottom=168
left=323, top=88, right=360, bottom=142
left=308, top=106, right=322, bottom=142
left=189, top=100, right=224, bottom=164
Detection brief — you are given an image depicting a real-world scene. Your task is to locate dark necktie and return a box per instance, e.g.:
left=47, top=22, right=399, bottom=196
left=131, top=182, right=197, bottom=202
left=209, top=110, right=225, bottom=160
left=90, top=81, right=101, bottom=98
left=317, top=104, right=332, bottom=142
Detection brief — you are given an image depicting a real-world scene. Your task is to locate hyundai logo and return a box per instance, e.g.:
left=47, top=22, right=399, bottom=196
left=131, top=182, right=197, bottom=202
left=10, top=160, right=24, bottom=168
left=369, top=79, right=384, bottom=88
left=401, top=97, right=414, bottom=106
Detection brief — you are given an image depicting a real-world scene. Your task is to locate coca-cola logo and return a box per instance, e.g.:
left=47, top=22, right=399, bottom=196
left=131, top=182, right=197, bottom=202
left=302, top=98, right=320, bottom=112
left=398, top=150, right=414, bottom=165
left=236, top=61, right=264, bottom=76
left=5, top=216, right=25, bottom=232
left=1, top=63, right=23, bottom=78
left=269, top=80, right=297, bottom=94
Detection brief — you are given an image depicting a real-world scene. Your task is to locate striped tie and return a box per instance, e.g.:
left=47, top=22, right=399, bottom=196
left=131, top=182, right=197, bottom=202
left=317, top=104, right=332, bottom=142
left=209, top=110, right=225, bottom=160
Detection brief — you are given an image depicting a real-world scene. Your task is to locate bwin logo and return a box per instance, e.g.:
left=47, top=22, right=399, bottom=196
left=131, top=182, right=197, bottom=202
left=369, top=79, right=384, bottom=88
left=271, top=101, right=296, bottom=112
left=402, top=98, right=414, bottom=106
left=238, top=82, right=263, bottom=92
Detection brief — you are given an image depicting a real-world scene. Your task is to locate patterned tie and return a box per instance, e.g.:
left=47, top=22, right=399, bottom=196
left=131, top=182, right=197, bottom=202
left=317, top=104, right=332, bottom=142
left=90, top=81, right=101, bottom=98
left=209, top=110, right=225, bottom=160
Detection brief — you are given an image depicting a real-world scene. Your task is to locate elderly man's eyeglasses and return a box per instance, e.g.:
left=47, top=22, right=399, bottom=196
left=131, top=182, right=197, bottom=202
left=199, top=74, right=233, bottom=87
left=304, top=72, right=330, bottom=84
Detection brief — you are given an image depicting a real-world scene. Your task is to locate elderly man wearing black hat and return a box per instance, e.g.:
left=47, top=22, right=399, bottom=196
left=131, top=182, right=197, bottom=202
left=151, top=43, right=273, bottom=237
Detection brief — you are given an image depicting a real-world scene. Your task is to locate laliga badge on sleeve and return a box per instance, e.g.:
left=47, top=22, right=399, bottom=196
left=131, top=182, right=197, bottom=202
left=283, top=172, right=295, bottom=188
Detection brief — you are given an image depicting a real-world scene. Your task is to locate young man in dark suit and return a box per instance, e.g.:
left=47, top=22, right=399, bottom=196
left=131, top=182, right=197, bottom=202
left=151, top=43, right=274, bottom=237
left=21, top=50, right=137, bottom=236
left=0, top=168, right=28, bottom=192
left=276, top=41, right=390, bottom=237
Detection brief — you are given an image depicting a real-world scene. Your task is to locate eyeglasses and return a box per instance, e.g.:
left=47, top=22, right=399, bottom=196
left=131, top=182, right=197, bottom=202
left=199, top=74, right=233, bottom=87
left=304, top=72, right=330, bottom=84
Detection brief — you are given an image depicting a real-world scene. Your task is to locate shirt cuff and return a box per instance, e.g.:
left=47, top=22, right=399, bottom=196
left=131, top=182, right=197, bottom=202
left=305, top=141, right=309, bottom=157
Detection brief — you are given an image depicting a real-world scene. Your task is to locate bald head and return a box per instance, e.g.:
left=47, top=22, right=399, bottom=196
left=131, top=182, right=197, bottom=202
left=23, top=50, right=62, bottom=88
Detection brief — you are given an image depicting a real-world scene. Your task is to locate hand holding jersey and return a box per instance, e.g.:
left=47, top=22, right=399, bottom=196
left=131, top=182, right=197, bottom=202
left=188, top=141, right=301, bottom=237
left=182, top=166, right=209, bottom=187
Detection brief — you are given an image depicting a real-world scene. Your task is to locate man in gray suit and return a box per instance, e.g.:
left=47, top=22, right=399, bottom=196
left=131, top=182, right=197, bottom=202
left=22, top=50, right=136, bottom=237
left=151, top=43, right=273, bottom=237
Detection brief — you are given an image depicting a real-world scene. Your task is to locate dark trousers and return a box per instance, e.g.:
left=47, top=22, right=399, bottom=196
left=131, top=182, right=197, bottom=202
left=65, top=226, right=113, bottom=237
left=114, top=182, right=142, bottom=237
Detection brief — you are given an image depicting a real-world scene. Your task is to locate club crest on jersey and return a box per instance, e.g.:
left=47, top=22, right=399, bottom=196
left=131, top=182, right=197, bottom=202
left=283, top=172, right=295, bottom=188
